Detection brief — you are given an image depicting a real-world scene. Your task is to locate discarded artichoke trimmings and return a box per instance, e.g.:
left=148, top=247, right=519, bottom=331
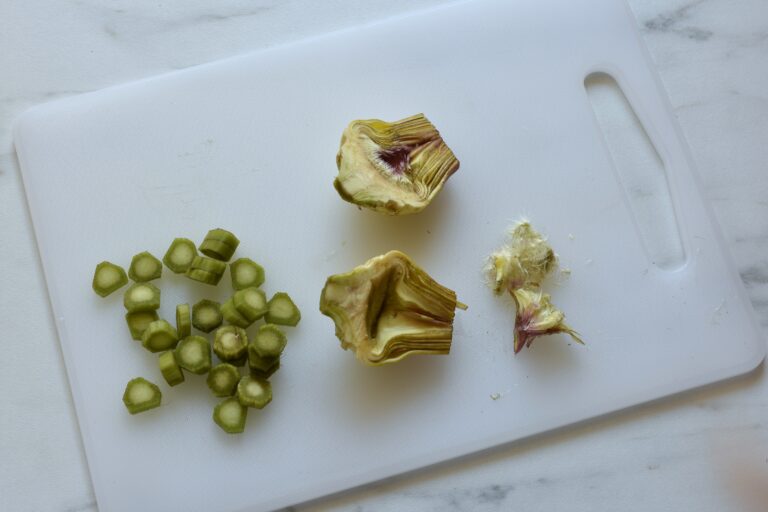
left=334, top=113, right=460, bottom=215
left=319, top=250, right=466, bottom=366
left=485, top=220, right=583, bottom=353
left=488, top=221, right=557, bottom=293
left=510, top=288, right=582, bottom=352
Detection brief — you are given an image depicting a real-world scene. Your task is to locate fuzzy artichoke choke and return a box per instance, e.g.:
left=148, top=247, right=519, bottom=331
left=319, top=250, right=465, bottom=365
left=334, top=114, right=460, bottom=215
left=487, top=221, right=583, bottom=353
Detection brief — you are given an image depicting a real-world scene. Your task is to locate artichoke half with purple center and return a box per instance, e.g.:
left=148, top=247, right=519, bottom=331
left=334, top=114, right=460, bottom=215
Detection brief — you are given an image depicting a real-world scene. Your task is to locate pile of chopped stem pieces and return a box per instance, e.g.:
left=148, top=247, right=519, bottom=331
left=93, top=228, right=301, bottom=433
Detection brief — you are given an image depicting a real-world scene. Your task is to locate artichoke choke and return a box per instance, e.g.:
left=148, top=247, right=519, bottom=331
left=334, top=114, right=460, bottom=215
left=319, top=250, right=465, bottom=365
left=486, top=221, right=583, bottom=353
left=489, top=221, right=557, bottom=293
left=509, top=287, right=582, bottom=352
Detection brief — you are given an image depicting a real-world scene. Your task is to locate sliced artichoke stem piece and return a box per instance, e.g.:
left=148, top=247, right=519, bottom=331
left=128, top=251, right=162, bottom=282
left=248, top=357, right=280, bottom=379
left=176, top=303, right=191, bottom=338
left=207, top=363, right=240, bottom=397
left=92, top=261, right=128, bottom=297
left=175, top=335, right=212, bottom=374
left=158, top=350, right=185, bottom=386
left=334, top=113, right=460, bottom=215
left=230, top=258, right=265, bottom=290
left=236, top=376, right=272, bottom=409
left=265, top=292, right=300, bottom=326
left=192, top=299, right=222, bottom=333
left=214, top=326, right=249, bottom=363
left=122, top=377, right=161, bottom=414
left=123, top=282, right=161, bottom=312
left=234, top=287, right=268, bottom=322
left=163, top=238, right=197, bottom=274
left=319, top=250, right=464, bottom=366
left=221, top=297, right=252, bottom=328
left=199, top=228, right=240, bottom=262
left=141, top=319, right=179, bottom=353
left=213, top=397, right=247, bottom=434
left=125, top=310, right=159, bottom=340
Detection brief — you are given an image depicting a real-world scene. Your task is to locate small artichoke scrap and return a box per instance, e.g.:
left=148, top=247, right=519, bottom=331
left=334, top=113, right=460, bottom=215
left=319, top=250, right=466, bottom=365
left=489, top=221, right=557, bottom=293
left=486, top=221, right=583, bottom=354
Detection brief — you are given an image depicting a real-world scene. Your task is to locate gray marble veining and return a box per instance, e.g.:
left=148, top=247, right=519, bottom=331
left=644, top=0, right=714, bottom=41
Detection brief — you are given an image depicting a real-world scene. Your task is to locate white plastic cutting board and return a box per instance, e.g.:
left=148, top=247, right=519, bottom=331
left=13, top=0, right=765, bottom=511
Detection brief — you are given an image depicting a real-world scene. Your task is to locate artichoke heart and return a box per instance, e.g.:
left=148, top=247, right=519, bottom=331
left=319, top=250, right=464, bottom=365
left=334, top=114, right=460, bottom=215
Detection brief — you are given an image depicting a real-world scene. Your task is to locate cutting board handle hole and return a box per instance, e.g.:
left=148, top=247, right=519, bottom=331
left=585, top=72, right=686, bottom=270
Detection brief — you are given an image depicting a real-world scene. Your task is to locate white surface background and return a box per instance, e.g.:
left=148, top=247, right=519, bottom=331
left=1, top=1, right=767, bottom=511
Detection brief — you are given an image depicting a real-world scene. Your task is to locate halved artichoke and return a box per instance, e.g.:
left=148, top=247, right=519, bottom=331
left=334, top=114, right=460, bottom=215
left=319, top=250, right=465, bottom=365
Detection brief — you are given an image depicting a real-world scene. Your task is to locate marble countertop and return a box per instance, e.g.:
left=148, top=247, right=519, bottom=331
left=1, top=0, right=766, bottom=511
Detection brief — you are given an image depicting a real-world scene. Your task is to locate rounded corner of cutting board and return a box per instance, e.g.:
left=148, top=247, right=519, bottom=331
left=739, top=340, right=767, bottom=375
left=14, top=103, right=48, bottom=136
left=13, top=102, right=60, bottom=156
